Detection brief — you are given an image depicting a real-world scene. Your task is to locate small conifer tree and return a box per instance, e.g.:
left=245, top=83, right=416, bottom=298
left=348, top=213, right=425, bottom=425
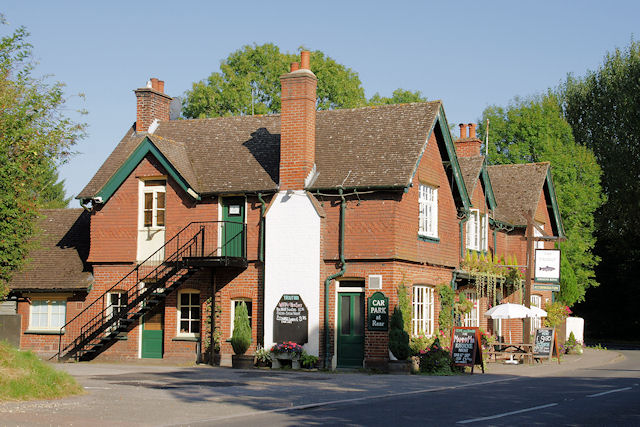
left=389, top=307, right=410, bottom=360
left=231, top=302, right=251, bottom=355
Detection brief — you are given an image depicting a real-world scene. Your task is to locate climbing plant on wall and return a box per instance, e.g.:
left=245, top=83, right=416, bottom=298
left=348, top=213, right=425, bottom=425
left=460, top=251, right=524, bottom=306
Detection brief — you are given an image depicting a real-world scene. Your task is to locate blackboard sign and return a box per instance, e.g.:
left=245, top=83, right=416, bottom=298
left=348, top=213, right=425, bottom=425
left=533, top=327, right=560, bottom=363
left=367, top=292, right=389, bottom=331
left=273, top=294, right=308, bottom=344
left=450, top=327, right=484, bottom=374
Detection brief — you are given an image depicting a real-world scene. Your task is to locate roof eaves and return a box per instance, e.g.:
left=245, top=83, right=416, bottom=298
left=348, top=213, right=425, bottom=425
left=545, top=166, right=565, bottom=238
left=436, top=105, right=471, bottom=210
left=480, top=159, right=498, bottom=210
left=94, top=136, right=201, bottom=204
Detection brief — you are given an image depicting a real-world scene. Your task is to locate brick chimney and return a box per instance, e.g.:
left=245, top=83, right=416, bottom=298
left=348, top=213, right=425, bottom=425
left=279, top=51, right=317, bottom=190
left=455, top=123, right=482, bottom=157
left=134, top=78, right=172, bottom=133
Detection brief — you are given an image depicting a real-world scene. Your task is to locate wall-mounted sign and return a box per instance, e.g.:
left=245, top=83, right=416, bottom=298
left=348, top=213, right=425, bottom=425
left=367, top=291, right=388, bottom=331
left=229, top=205, right=241, bottom=215
left=273, top=294, right=308, bottom=344
left=534, top=249, right=561, bottom=283
left=533, top=283, right=561, bottom=292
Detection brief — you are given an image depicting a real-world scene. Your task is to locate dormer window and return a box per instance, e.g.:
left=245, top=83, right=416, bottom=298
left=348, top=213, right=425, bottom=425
left=419, top=184, right=438, bottom=239
left=466, top=209, right=488, bottom=252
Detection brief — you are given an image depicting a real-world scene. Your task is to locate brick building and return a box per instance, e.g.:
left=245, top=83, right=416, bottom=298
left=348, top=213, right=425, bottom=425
left=7, top=51, right=564, bottom=368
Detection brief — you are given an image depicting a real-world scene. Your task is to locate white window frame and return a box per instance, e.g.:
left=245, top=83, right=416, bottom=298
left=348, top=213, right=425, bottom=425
left=412, top=285, right=434, bottom=336
left=531, top=294, right=542, bottom=331
left=230, top=298, right=253, bottom=337
left=177, top=290, right=200, bottom=338
left=534, top=221, right=545, bottom=250
left=463, top=290, right=479, bottom=327
left=418, top=184, right=438, bottom=239
left=28, top=299, right=67, bottom=332
left=466, top=209, right=488, bottom=252
left=106, top=291, right=127, bottom=332
left=138, top=178, right=166, bottom=230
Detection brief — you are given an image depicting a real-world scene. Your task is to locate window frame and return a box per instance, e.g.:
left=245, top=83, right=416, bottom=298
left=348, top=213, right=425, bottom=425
left=106, top=291, right=128, bottom=332
left=462, top=290, right=479, bottom=327
left=466, top=209, right=488, bottom=252
left=531, top=294, right=542, bottom=331
left=230, top=298, right=253, bottom=336
left=139, top=178, right=167, bottom=230
left=177, top=290, right=200, bottom=338
left=418, top=184, right=438, bottom=239
left=411, top=285, right=434, bottom=337
left=28, top=298, right=67, bottom=332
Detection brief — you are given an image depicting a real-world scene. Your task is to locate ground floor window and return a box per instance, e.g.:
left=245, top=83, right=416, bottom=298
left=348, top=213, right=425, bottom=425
left=29, top=299, right=66, bottom=331
left=412, top=285, right=434, bottom=336
left=231, top=299, right=253, bottom=334
left=178, top=290, right=200, bottom=337
left=531, top=294, right=542, bottom=331
left=463, top=291, right=479, bottom=327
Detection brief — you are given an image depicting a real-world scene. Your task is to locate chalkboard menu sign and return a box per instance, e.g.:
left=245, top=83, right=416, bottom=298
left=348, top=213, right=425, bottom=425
left=367, top=292, right=389, bottom=331
left=273, top=294, right=308, bottom=344
left=533, top=327, right=560, bottom=363
left=450, top=327, right=484, bottom=374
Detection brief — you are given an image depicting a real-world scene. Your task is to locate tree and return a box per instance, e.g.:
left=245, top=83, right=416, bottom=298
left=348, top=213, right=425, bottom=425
left=562, top=40, right=640, bottom=337
left=0, top=18, right=84, bottom=299
left=230, top=302, right=251, bottom=355
left=38, top=167, right=71, bottom=209
left=479, top=93, right=604, bottom=306
left=182, top=43, right=367, bottom=118
left=368, top=88, right=426, bottom=106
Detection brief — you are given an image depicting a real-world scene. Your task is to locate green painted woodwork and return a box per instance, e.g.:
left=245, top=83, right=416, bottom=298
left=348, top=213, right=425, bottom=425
left=93, top=137, right=200, bottom=204
left=480, top=160, right=498, bottom=210
left=141, top=304, right=164, bottom=359
left=545, top=168, right=565, bottom=238
left=221, top=197, right=245, bottom=257
left=337, top=292, right=365, bottom=368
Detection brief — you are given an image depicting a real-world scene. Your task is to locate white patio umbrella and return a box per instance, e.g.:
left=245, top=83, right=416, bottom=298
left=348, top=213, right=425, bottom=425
left=484, top=303, right=532, bottom=320
left=528, top=306, right=547, bottom=318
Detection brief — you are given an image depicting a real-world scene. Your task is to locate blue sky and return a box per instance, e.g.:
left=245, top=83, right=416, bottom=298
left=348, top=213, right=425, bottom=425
left=3, top=1, right=638, bottom=201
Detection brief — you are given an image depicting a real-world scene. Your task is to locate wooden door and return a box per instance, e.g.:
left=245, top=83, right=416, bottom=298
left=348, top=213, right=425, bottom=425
left=337, top=293, right=365, bottom=368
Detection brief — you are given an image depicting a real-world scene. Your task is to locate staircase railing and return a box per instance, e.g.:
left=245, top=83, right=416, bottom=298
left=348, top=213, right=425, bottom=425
left=55, top=220, right=246, bottom=361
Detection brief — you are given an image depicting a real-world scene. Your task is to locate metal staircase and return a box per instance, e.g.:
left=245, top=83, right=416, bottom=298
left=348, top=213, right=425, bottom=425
left=55, top=221, right=246, bottom=362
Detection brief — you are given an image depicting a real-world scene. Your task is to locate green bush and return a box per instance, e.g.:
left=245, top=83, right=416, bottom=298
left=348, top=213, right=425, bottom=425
left=418, top=338, right=457, bottom=375
left=389, top=307, right=410, bottom=360
left=410, top=334, right=435, bottom=356
left=300, top=352, right=318, bottom=369
left=230, top=302, right=251, bottom=355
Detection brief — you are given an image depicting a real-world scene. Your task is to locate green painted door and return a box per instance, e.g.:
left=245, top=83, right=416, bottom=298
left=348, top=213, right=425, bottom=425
left=141, top=303, right=163, bottom=359
left=221, top=197, right=245, bottom=257
left=337, top=292, right=365, bottom=368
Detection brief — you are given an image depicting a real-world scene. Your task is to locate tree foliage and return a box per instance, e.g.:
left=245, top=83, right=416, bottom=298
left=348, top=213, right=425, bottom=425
left=562, top=40, right=640, bottom=336
left=479, top=93, right=604, bottom=306
left=182, top=43, right=367, bottom=118
left=368, top=88, right=426, bottom=106
left=0, top=18, right=84, bottom=299
left=230, top=301, right=251, bottom=355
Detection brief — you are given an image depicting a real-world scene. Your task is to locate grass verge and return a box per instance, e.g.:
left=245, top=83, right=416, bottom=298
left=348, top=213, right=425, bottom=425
left=0, top=341, right=83, bottom=401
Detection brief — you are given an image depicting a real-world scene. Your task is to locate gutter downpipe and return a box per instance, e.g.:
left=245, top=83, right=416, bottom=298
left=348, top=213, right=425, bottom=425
left=324, top=188, right=347, bottom=369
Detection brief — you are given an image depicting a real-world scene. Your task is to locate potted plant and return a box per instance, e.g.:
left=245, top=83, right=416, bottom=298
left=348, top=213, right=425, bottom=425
left=231, top=301, right=253, bottom=368
left=300, top=351, right=318, bottom=370
left=254, top=346, right=272, bottom=368
left=270, top=341, right=303, bottom=369
left=388, top=307, right=411, bottom=373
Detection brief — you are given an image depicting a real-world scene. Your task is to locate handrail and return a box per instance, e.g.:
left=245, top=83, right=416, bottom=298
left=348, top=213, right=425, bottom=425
left=56, top=220, right=247, bottom=361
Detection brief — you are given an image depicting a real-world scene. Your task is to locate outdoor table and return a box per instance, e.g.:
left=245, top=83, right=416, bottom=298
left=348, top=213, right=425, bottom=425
left=487, top=342, right=533, bottom=364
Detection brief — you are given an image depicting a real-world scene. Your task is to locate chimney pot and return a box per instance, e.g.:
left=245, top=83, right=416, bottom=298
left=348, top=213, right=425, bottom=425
left=150, top=78, right=159, bottom=91
left=157, top=80, right=165, bottom=93
left=459, top=123, right=467, bottom=139
left=469, top=123, right=476, bottom=139
left=135, top=77, right=171, bottom=132
left=300, top=51, right=310, bottom=70
left=291, top=62, right=300, bottom=72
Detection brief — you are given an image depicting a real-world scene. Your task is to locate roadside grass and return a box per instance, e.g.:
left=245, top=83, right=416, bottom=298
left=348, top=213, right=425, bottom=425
left=0, top=341, right=83, bottom=401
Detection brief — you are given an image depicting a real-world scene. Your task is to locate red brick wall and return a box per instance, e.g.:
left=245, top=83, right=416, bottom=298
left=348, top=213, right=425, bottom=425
left=135, top=86, right=171, bottom=132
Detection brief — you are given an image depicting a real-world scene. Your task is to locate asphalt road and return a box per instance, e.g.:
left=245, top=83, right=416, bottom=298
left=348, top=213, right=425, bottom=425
left=0, top=348, right=637, bottom=426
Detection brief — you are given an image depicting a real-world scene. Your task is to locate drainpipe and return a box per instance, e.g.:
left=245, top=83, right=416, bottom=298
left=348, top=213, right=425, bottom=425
left=257, top=193, right=266, bottom=263
left=324, top=188, right=347, bottom=369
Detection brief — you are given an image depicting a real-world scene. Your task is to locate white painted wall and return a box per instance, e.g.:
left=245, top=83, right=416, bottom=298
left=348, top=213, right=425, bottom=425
left=264, top=191, right=321, bottom=355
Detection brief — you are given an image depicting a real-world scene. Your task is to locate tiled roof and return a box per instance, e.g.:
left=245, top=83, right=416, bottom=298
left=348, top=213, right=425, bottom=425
left=78, top=102, right=441, bottom=198
left=487, top=162, right=550, bottom=226
left=457, top=156, right=485, bottom=197
left=9, top=209, right=93, bottom=292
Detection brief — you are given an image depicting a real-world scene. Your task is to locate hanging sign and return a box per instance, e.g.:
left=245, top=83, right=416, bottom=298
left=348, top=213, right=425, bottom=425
left=273, top=294, right=308, bottom=344
left=534, top=249, right=561, bottom=283
left=367, top=292, right=389, bottom=331
left=450, top=327, right=484, bottom=374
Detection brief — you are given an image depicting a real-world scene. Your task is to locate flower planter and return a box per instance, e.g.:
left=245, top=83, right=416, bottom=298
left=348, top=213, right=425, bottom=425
left=231, top=354, right=254, bottom=369
left=271, top=352, right=301, bottom=369
left=388, top=359, right=411, bottom=375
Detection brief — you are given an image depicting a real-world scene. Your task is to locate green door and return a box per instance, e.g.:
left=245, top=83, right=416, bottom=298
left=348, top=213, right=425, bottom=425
left=141, top=303, right=163, bottom=359
left=337, top=293, right=365, bottom=368
left=221, top=197, right=245, bottom=257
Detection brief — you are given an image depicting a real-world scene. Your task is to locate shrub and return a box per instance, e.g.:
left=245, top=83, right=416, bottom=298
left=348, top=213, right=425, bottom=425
left=543, top=301, right=572, bottom=328
left=230, top=302, right=251, bottom=355
left=300, top=352, right=318, bottom=369
left=418, top=338, right=458, bottom=375
left=254, top=346, right=271, bottom=363
left=564, top=331, right=583, bottom=355
left=410, top=335, right=435, bottom=356
left=389, top=307, right=410, bottom=360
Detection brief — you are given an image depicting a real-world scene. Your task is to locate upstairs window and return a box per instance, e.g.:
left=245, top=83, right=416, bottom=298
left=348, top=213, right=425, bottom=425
left=419, top=184, right=438, bottom=239
left=141, top=179, right=166, bottom=228
left=466, top=209, right=488, bottom=252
